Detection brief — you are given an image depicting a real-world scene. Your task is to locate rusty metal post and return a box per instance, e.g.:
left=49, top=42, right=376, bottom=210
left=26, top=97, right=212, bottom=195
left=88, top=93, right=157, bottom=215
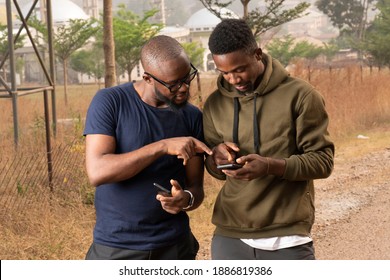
left=43, top=89, right=53, bottom=191
left=46, top=0, right=57, bottom=137
left=6, top=0, right=19, bottom=146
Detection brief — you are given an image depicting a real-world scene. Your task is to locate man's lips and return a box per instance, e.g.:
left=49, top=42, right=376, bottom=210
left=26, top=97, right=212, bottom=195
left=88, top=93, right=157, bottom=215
left=174, top=93, right=188, bottom=102
left=235, top=84, right=249, bottom=91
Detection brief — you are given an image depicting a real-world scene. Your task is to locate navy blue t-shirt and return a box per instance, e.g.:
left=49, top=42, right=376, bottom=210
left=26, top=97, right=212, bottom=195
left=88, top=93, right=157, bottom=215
left=84, top=82, right=204, bottom=250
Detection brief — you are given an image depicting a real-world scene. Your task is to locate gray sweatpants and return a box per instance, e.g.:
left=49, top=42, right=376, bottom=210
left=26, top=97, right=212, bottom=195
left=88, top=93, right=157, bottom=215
left=211, top=234, right=315, bottom=260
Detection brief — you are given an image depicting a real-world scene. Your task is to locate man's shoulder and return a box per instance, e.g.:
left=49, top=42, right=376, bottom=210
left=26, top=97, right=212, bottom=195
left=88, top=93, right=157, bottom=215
left=284, top=75, right=313, bottom=87
left=203, top=89, right=223, bottom=108
left=98, top=82, right=133, bottom=95
left=93, top=82, right=135, bottom=102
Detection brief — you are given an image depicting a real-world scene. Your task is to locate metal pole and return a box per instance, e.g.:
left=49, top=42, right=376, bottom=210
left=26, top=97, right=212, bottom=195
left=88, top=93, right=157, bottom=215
left=46, top=0, right=57, bottom=136
left=43, top=89, right=53, bottom=191
left=6, top=0, right=18, bottom=146
left=161, top=0, right=166, bottom=26
left=11, top=94, right=19, bottom=146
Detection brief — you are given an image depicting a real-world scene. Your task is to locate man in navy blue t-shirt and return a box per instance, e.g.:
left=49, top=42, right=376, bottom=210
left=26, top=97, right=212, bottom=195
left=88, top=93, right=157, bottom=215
left=83, top=35, right=212, bottom=260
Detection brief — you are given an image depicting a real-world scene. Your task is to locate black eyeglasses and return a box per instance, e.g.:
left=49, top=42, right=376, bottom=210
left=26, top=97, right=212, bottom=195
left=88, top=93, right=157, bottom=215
left=144, top=63, right=198, bottom=93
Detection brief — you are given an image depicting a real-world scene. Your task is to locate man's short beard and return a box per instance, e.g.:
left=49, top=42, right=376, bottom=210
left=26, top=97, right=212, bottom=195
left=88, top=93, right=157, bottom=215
left=155, top=88, right=188, bottom=112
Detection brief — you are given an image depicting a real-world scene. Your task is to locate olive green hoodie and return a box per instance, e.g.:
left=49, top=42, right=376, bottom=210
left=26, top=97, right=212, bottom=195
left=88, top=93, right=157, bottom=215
left=203, top=53, right=334, bottom=239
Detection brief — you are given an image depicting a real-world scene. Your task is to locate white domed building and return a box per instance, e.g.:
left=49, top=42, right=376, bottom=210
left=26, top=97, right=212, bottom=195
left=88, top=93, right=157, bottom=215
left=14, top=0, right=91, bottom=83
left=20, top=0, right=89, bottom=25
left=185, top=7, right=238, bottom=72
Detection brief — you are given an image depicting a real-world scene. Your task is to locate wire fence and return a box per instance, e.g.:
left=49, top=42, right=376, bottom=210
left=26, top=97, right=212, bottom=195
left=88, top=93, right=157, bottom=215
left=0, top=64, right=388, bottom=220
left=0, top=139, right=91, bottom=218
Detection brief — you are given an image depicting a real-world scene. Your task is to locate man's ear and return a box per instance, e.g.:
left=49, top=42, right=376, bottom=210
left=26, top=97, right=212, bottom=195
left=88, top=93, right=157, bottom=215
left=143, top=74, right=152, bottom=84
left=255, top=48, right=263, bottom=61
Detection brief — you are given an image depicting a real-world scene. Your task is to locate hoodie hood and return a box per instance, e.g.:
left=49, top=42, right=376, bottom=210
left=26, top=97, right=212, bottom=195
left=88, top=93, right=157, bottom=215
left=216, top=52, right=289, bottom=99
left=214, top=53, right=289, bottom=154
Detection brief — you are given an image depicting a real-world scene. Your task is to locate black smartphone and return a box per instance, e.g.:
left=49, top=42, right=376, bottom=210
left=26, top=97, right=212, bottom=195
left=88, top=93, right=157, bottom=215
left=216, top=163, right=243, bottom=170
left=153, top=183, right=171, bottom=194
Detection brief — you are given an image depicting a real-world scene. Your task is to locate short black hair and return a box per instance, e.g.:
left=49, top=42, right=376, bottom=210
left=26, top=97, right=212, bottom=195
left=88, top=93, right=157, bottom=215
left=141, top=35, right=185, bottom=69
left=208, top=19, right=258, bottom=55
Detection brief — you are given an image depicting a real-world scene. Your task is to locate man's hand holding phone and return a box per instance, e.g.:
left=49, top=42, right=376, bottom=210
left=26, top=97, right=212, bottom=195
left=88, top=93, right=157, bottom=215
left=210, top=142, right=241, bottom=171
left=154, top=180, right=191, bottom=214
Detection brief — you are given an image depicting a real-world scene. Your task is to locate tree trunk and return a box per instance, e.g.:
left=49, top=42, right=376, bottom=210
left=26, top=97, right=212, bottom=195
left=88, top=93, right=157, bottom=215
left=103, top=0, right=116, bottom=88
left=63, top=58, right=68, bottom=106
left=241, top=0, right=250, bottom=19
left=127, top=65, right=132, bottom=82
left=358, top=0, right=369, bottom=41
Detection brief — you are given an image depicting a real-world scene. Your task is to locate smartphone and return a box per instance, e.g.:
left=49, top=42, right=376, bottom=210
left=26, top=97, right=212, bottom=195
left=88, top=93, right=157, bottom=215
left=216, top=163, right=243, bottom=170
left=153, top=183, right=171, bottom=194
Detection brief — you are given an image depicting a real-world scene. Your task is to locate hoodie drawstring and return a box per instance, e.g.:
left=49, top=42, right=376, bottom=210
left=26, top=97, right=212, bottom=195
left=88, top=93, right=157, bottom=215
left=253, top=94, right=260, bottom=154
left=233, top=97, right=239, bottom=144
left=232, top=96, right=260, bottom=154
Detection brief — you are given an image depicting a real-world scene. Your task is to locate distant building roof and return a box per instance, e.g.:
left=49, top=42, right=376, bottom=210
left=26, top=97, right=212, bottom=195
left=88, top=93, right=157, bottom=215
left=160, top=25, right=190, bottom=36
left=159, top=25, right=190, bottom=42
left=20, top=0, right=89, bottom=24
left=185, top=7, right=238, bottom=30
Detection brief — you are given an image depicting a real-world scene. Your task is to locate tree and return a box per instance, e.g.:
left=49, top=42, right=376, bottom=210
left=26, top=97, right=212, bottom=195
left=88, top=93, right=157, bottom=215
left=29, top=17, right=100, bottom=105
left=0, top=24, right=25, bottom=59
left=113, top=5, right=162, bottom=82
left=70, top=50, right=92, bottom=85
left=363, top=0, right=390, bottom=67
left=103, top=0, right=116, bottom=88
left=316, top=0, right=375, bottom=45
left=198, top=0, right=310, bottom=37
left=321, top=42, right=340, bottom=63
left=266, top=35, right=324, bottom=66
left=293, top=40, right=323, bottom=61
left=265, top=35, right=296, bottom=66
left=0, top=23, right=26, bottom=81
left=87, top=46, right=105, bottom=87
left=71, top=46, right=105, bottom=87
left=182, top=41, right=205, bottom=69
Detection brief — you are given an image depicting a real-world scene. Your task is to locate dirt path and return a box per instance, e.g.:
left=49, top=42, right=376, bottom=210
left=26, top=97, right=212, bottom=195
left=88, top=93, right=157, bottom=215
left=313, top=145, right=390, bottom=259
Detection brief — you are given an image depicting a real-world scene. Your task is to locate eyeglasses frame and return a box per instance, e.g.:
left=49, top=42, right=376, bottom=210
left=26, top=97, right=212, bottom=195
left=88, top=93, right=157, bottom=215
left=144, top=63, right=198, bottom=93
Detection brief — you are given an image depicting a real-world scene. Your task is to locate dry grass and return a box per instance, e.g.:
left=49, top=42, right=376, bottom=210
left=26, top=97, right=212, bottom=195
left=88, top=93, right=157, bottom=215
left=1, top=65, right=390, bottom=260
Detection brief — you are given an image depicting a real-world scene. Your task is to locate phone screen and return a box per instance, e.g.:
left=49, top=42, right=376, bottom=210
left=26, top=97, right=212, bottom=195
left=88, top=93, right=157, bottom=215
left=153, top=183, right=171, bottom=194
left=216, top=163, right=243, bottom=170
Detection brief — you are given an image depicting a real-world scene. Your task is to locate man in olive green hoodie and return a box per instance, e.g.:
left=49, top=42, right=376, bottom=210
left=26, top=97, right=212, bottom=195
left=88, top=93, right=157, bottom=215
left=203, top=19, right=335, bottom=260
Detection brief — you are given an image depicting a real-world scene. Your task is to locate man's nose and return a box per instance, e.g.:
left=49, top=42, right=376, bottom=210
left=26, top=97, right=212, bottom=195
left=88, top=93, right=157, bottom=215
left=227, top=72, right=240, bottom=84
left=177, top=82, right=190, bottom=93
